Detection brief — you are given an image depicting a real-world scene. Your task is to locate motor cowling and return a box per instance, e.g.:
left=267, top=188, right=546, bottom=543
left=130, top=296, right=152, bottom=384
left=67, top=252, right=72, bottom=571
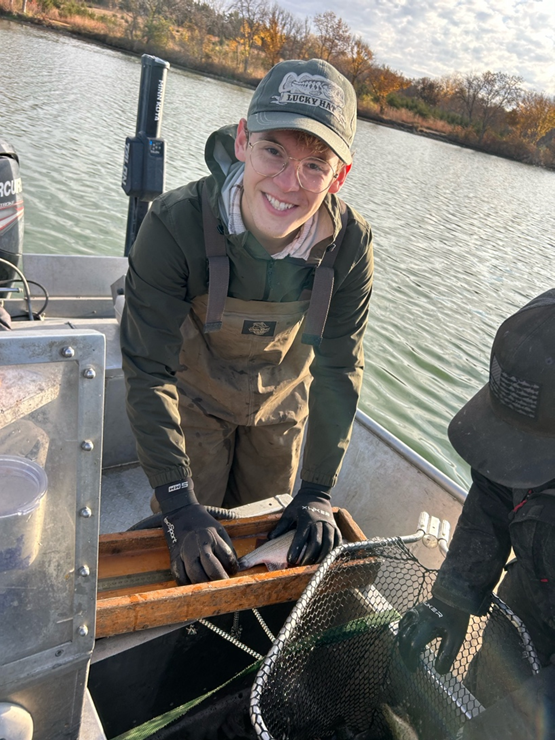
left=0, top=139, right=24, bottom=286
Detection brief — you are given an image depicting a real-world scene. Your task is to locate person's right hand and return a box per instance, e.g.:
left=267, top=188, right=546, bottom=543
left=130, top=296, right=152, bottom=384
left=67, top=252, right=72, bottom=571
left=156, top=479, right=238, bottom=584
left=397, top=596, right=470, bottom=674
left=268, top=483, right=342, bottom=566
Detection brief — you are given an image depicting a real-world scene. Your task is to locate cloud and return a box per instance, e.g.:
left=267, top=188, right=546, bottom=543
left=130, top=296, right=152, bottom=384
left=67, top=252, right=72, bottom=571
left=275, top=0, right=555, bottom=94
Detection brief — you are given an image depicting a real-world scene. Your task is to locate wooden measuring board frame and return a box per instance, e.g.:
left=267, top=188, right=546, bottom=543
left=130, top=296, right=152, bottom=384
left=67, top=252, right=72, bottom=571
left=96, top=508, right=366, bottom=638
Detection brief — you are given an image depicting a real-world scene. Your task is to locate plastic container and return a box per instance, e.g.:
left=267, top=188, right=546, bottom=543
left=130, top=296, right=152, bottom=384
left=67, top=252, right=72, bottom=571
left=0, top=455, right=48, bottom=572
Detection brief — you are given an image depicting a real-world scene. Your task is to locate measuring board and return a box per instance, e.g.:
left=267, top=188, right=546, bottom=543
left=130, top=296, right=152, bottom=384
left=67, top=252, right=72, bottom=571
left=96, top=509, right=366, bottom=639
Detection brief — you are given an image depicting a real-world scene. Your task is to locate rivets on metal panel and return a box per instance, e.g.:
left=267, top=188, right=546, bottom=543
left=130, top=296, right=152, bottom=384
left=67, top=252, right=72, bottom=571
left=61, top=346, right=75, bottom=358
left=78, top=565, right=90, bottom=577
left=81, top=440, right=94, bottom=451
left=83, top=367, right=96, bottom=379
left=79, top=507, right=92, bottom=518
left=77, top=625, right=89, bottom=637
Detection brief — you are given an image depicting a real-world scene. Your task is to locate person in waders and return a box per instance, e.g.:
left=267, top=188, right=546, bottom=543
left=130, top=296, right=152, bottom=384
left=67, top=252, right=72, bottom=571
left=398, top=290, right=555, bottom=740
left=121, top=58, right=374, bottom=585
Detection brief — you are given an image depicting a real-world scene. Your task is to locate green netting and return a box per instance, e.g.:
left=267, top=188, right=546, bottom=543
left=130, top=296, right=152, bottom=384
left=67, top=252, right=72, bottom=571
left=250, top=539, right=539, bottom=740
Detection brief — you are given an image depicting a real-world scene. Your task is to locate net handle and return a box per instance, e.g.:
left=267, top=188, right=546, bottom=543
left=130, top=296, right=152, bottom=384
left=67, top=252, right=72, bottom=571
left=491, top=594, right=541, bottom=674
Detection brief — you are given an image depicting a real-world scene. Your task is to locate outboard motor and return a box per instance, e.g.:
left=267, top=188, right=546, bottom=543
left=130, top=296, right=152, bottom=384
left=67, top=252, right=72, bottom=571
left=0, top=140, right=24, bottom=289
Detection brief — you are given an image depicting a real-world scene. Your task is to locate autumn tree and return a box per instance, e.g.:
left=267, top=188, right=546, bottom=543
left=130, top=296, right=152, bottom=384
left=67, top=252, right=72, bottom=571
left=509, top=92, right=555, bottom=144
left=283, top=17, right=316, bottom=60
left=451, top=72, right=486, bottom=124
left=120, top=0, right=143, bottom=39
left=313, top=10, right=351, bottom=62
left=477, top=71, right=522, bottom=140
left=170, top=0, right=225, bottom=60
left=339, top=36, right=374, bottom=88
left=366, top=64, right=409, bottom=113
left=413, top=77, right=444, bottom=108
left=120, top=0, right=176, bottom=42
left=259, top=3, right=296, bottom=68
left=230, top=0, right=266, bottom=73
left=451, top=71, right=522, bottom=139
left=173, top=0, right=227, bottom=36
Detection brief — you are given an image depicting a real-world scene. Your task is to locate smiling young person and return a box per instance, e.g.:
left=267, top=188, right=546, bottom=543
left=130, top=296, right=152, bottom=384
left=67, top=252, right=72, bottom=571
left=121, top=58, right=374, bottom=585
left=235, top=124, right=349, bottom=254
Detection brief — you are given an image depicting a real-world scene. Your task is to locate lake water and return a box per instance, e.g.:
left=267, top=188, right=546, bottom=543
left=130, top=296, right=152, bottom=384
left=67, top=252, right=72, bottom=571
left=1, top=19, right=554, bottom=489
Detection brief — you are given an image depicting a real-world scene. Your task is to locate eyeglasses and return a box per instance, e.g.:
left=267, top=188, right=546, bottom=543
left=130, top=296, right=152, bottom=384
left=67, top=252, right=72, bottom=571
left=247, top=140, right=340, bottom=194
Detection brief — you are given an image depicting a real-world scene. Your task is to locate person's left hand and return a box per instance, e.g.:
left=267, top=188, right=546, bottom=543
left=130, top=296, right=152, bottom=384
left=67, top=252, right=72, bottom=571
left=268, top=483, right=342, bottom=566
left=398, top=597, right=470, bottom=674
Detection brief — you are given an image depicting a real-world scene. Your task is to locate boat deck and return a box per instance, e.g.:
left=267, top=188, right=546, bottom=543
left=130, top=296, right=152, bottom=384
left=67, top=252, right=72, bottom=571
left=100, top=463, right=152, bottom=534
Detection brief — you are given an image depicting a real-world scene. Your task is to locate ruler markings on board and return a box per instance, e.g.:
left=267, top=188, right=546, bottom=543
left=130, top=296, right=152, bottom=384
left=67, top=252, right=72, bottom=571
left=98, top=569, right=174, bottom=593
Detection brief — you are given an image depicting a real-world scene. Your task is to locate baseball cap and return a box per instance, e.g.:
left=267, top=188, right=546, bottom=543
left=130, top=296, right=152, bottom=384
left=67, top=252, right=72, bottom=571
left=448, top=289, right=555, bottom=488
left=246, top=59, right=357, bottom=164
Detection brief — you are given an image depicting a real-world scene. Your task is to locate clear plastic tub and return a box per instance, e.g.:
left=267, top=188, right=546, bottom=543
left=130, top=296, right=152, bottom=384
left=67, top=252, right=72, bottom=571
left=0, top=455, right=48, bottom=572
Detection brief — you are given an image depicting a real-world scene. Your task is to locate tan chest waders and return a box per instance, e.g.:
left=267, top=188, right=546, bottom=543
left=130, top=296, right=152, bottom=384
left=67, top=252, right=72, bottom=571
left=176, top=185, right=347, bottom=508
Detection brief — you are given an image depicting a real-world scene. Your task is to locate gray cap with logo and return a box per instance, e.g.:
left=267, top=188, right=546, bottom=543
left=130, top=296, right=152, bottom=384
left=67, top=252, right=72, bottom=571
left=448, top=289, right=555, bottom=488
left=247, top=58, right=357, bottom=164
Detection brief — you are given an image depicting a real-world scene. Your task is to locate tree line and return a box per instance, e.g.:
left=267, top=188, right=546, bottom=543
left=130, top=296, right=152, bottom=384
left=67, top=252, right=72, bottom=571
left=3, top=0, right=555, bottom=167
left=115, top=0, right=555, bottom=163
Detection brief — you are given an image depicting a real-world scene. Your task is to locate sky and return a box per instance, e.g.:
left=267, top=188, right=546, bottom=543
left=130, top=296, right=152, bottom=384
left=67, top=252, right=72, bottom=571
left=274, top=0, right=555, bottom=96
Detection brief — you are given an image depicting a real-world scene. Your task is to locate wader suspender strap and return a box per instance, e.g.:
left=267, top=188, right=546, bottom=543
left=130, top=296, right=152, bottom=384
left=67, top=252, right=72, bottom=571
left=202, top=182, right=229, bottom=333
left=201, top=181, right=348, bottom=343
left=301, top=200, right=348, bottom=346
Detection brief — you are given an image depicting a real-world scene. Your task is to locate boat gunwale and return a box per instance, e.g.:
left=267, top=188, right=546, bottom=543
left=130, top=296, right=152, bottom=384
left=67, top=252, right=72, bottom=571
left=355, top=409, right=467, bottom=505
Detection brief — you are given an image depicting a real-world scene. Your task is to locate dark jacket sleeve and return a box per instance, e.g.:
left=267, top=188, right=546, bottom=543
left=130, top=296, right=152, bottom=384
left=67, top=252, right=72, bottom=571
left=300, top=212, right=374, bottom=488
left=120, top=196, right=199, bottom=488
left=432, top=470, right=514, bottom=614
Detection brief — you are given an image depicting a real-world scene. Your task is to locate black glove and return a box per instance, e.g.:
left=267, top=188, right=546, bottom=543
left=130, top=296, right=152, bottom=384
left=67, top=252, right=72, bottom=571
left=268, top=482, right=342, bottom=566
left=156, top=478, right=238, bottom=585
left=397, top=596, right=470, bottom=674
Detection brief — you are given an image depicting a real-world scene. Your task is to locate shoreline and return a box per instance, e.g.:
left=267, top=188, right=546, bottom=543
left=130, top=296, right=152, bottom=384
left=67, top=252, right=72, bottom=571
left=2, top=11, right=553, bottom=171
left=0, top=12, right=449, bottom=137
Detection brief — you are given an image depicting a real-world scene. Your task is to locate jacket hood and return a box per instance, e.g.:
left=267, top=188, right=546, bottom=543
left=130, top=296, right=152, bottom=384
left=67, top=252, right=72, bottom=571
left=204, top=124, right=240, bottom=192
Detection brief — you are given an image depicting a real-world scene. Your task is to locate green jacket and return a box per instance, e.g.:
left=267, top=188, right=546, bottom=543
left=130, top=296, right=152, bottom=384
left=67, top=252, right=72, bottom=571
left=121, top=125, right=374, bottom=490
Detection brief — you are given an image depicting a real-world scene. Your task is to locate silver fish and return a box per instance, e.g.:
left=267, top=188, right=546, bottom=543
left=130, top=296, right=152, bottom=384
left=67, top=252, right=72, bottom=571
left=382, top=704, right=420, bottom=740
left=238, top=531, right=296, bottom=572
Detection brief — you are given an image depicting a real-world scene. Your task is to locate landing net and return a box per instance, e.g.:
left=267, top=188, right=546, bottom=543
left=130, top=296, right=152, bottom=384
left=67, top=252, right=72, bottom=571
left=250, top=539, right=540, bottom=740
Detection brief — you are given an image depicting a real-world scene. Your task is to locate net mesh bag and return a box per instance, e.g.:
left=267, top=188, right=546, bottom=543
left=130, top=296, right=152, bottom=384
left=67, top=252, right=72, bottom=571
left=250, top=539, right=540, bottom=740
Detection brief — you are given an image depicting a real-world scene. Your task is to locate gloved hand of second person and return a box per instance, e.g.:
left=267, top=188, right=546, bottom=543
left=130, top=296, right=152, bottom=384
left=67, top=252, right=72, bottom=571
left=397, top=596, right=470, bottom=674
left=267, top=482, right=342, bottom=566
left=156, top=479, right=238, bottom=585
